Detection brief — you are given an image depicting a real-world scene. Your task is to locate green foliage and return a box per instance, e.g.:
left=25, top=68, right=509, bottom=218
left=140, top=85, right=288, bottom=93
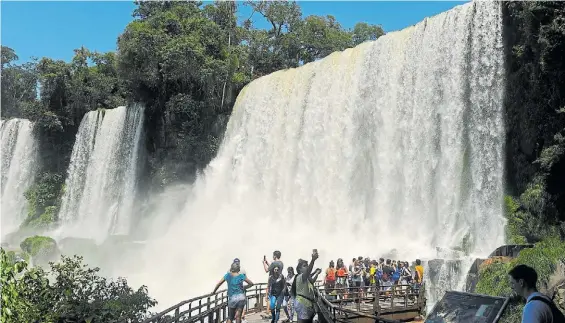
left=503, top=2, right=565, bottom=237
left=5, top=250, right=31, bottom=264
left=475, top=238, right=565, bottom=295
left=504, top=195, right=528, bottom=244
left=20, top=236, right=57, bottom=258
left=0, top=248, right=157, bottom=322
left=352, top=22, right=385, bottom=46
left=475, top=260, right=512, bottom=297
left=1, top=46, right=38, bottom=118
left=23, top=172, right=64, bottom=228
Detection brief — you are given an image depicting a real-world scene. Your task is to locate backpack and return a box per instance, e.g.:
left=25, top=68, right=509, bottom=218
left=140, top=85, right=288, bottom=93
left=326, top=268, right=336, bottom=281
left=376, top=269, right=383, bottom=281
left=392, top=269, right=401, bottom=282
left=528, top=296, right=565, bottom=323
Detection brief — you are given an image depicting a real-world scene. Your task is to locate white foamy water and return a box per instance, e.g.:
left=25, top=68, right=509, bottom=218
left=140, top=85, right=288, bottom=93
left=0, top=119, right=39, bottom=236
left=56, top=106, right=144, bottom=243
left=121, top=1, right=506, bottom=309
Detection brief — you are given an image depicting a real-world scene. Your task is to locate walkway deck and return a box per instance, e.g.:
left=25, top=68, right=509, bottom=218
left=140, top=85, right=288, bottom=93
left=141, top=283, right=426, bottom=323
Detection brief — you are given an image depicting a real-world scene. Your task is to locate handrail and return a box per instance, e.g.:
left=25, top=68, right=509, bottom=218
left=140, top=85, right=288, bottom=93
left=141, top=283, right=270, bottom=323
left=315, top=283, right=402, bottom=323
left=142, top=281, right=426, bottom=323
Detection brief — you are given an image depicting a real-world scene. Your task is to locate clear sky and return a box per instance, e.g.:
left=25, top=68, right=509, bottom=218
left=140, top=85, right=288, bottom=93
left=2, top=1, right=467, bottom=63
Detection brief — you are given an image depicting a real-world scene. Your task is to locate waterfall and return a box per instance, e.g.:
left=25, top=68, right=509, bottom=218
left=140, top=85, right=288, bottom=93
left=57, top=105, right=144, bottom=243
left=0, top=119, right=39, bottom=236
left=133, top=1, right=506, bottom=307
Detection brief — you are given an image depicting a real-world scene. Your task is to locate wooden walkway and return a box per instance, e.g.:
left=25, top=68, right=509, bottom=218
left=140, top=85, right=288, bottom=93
left=141, top=282, right=426, bottom=323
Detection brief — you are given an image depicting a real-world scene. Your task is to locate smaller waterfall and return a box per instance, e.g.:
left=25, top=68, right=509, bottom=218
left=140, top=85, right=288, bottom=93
left=424, top=257, right=474, bottom=312
left=0, top=119, right=39, bottom=236
left=57, top=105, right=144, bottom=242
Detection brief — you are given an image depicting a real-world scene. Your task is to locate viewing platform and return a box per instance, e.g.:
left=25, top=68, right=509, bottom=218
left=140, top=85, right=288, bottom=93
left=142, top=282, right=426, bottom=323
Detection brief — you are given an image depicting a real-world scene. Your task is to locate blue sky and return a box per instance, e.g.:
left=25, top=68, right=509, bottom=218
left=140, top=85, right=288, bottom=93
left=2, top=1, right=466, bottom=63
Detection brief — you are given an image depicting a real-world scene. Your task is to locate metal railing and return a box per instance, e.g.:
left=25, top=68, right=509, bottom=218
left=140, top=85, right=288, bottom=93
left=314, top=282, right=426, bottom=323
left=141, top=283, right=271, bottom=323
left=142, top=281, right=426, bottom=323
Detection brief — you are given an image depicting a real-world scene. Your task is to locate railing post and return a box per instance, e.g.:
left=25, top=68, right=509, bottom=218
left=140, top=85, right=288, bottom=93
left=214, top=294, right=219, bottom=323
left=391, top=285, right=395, bottom=309
left=207, top=296, right=214, bottom=323
left=174, top=307, right=180, bottom=323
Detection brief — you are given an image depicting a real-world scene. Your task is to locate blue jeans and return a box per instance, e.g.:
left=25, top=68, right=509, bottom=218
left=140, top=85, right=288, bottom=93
left=269, top=295, right=284, bottom=323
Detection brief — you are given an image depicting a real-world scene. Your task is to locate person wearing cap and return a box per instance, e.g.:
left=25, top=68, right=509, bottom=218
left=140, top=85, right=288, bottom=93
left=232, top=258, right=248, bottom=322
left=233, top=258, right=246, bottom=275
left=213, top=262, right=254, bottom=323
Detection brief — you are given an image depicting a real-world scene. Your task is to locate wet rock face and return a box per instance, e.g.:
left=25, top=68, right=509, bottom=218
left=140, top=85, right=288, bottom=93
left=464, top=244, right=535, bottom=293
left=554, top=282, right=565, bottom=314
left=487, top=245, right=534, bottom=258
left=425, top=259, right=466, bottom=310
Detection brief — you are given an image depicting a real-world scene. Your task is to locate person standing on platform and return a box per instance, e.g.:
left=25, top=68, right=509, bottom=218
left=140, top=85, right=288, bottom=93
left=268, top=266, right=287, bottom=323
left=213, top=262, right=254, bottom=323
left=291, top=250, right=319, bottom=323
left=263, top=251, right=284, bottom=317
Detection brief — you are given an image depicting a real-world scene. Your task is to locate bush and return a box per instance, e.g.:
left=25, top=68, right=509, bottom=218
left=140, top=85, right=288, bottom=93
left=0, top=248, right=157, bottom=322
left=20, top=235, right=57, bottom=258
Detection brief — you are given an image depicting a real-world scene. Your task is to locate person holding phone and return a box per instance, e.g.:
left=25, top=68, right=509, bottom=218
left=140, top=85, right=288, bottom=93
left=291, top=249, right=319, bottom=323
left=263, top=251, right=284, bottom=317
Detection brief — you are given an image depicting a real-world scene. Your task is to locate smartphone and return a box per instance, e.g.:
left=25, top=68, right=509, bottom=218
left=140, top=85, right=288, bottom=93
left=313, top=249, right=318, bottom=254
left=263, top=255, right=267, bottom=261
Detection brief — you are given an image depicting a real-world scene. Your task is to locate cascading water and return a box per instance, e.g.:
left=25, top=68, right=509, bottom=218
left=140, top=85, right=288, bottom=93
left=0, top=118, right=39, bottom=236
left=56, top=105, right=144, bottom=243
left=130, top=1, right=506, bottom=308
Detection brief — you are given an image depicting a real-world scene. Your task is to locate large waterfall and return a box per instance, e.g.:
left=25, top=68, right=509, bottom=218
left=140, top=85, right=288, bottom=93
left=130, top=1, right=506, bottom=308
left=57, top=106, right=144, bottom=243
left=0, top=119, right=39, bottom=236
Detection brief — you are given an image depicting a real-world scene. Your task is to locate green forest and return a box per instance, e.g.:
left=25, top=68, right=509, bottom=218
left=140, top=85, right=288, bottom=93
left=1, top=1, right=565, bottom=322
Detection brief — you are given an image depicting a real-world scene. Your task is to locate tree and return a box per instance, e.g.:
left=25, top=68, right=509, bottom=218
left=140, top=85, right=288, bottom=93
left=298, top=15, right=353, bottom=63
left=1, top=46, right=38, bottom=118
left=117, top=0, right=250, bottom=184
left=0, top=249, right=157, bottom=322
left=351, top=22, right=385, bottom=45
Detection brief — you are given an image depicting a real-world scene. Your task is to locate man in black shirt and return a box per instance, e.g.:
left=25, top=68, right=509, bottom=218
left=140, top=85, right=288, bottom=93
left=268, top=267, right=286, bottom=323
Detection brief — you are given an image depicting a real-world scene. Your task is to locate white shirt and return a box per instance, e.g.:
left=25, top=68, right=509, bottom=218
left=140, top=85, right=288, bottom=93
left=522, top=292, right=554, bottom=323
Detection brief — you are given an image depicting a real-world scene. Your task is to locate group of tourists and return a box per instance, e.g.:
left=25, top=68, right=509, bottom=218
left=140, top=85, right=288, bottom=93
left=211, top=250, right=427, bottom=323
left=212, top=250, right=321, bottom=323
left=323, top=256, right=425, bottom=299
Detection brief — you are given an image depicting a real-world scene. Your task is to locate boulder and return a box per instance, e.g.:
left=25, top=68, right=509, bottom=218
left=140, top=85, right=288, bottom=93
left=464, top=244, right=534, bottom=293
left=19, top=235, right=59, bottom=265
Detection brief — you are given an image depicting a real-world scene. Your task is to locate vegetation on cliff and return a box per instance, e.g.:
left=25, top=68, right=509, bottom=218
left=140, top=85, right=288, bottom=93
left=503, top=1, right=565, bottom=242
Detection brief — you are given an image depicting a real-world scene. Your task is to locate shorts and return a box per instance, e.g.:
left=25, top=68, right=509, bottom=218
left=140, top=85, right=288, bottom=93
left=295, top=298, right=315, bottom=320
left=353, top=280, right=363, bottom=288
left=228, top=293, right=246, bottom=309
left=269, top=295, right=284, bottom=310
